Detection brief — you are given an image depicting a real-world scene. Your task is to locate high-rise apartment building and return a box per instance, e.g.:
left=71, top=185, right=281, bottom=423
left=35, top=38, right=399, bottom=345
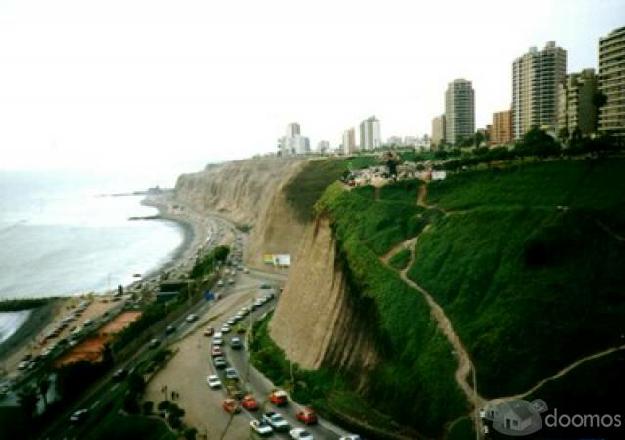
left=598, top=26, right=625, bottom=138
left=557, top=68, right=598, bottom=137
left=491, top=110, right=513, bottom=145
left=431, top=114, right=446, bottom=147
left=286, top=122, right=301, bottom=137
left=445, top=79, right=475, bottom=145
left=359, top=116, right=381, bottom=150
left=512, top=41, right=567, bottom=139
left=317, top=140, right=330, bottom=154
left=342, top=128, right=357, bottom=155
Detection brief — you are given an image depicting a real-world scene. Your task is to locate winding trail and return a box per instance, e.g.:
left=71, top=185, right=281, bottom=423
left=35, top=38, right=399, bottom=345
left=380, top=233, right=485, bottom=437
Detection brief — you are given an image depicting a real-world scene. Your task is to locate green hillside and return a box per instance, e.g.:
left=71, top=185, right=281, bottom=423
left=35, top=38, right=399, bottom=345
left=409, top=159, right=625, bottom=397
left=312, top=158, right=625, bottom=436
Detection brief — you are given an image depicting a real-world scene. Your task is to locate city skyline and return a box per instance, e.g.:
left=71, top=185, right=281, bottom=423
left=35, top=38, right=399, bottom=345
left=0, top=0, right=622, bottom=177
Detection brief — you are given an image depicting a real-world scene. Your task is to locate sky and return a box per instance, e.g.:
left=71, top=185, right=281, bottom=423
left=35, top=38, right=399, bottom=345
left=0, top=0, right=623, bottom=184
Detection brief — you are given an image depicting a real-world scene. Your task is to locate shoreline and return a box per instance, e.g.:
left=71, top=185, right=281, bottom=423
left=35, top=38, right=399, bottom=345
left=0, top=193, right=208, bottom=364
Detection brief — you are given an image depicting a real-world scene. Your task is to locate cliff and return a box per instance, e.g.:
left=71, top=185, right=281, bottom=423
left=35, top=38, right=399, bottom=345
left=173, top=158, right=307, bottom=269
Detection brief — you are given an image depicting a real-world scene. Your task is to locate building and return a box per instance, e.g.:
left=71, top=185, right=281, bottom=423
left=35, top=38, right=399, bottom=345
left=404, top=136, right=419, bottom=146
left=342, top=128, right=357, bottom=155
left=557, top=68, right=598, bottom=138
left=359, top=116, right=381, bottom=150
left=445, top=79, right=475, bottom=145
left=598, top=26, right=625, bottom=138
left=278, top=122, right=310, bottom=155
left=286, top=122, right=301, bottom=137
left=491, top=110, right=513, bottom=145
left=317, top=140, right=330, bottom=154
left=512, top=41, right=567, bottom=139
left=431, top=114, right=446, bottom=147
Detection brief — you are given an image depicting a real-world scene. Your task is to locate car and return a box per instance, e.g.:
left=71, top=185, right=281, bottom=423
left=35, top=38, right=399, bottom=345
left=112, top=368, right=127, bottom=381
left=213, top=356, right=227, bottom=369
left=260, top=283, right=271, bottom=289
left=221, top=324, right=231, bottom=333
left=268, top=389, right=288, bottom=406
left=290, top=428, right=314, bottom=440
left=165, top=324, right=176, bottom=334
left=204, top=326, right=214, bottom=336
left=262, top=411, right=290, bottom=432
left=227, top=317, right=237, bottom=326
left=230, top=337, right=243, bottom=349
left=212, top=336, right=224, bottom=346
left=244, top=268, right=250, bottom=274
left=296, top=407, right=318, bottom=425
left=148, top=338, right=160, bottom=349
left=228, top=278, right=235, bottom=285
left=70, top=408, right=89, bottom=423
left=240, top=307, right=250, bottom=315
left=223, top=398, right=241, bottom=414
left=17, top=361, right=29, bottom=370
left=83, top=319, right=93, bottom=326
left=213, top=331, right=222, bottom=339
left=211, top=345, right=223, bottom=357
left=241, top=394, right=259, bottom=411
left=206, top=374, right=222, bottom=389
left=250, top=419, right=273, bottom=436
left=217, top=280, right=224, bottom=287
left=225, top=367, right=239, bottom=380
left=339, top=436, right=362, bottom=440
left=235, top=312, right=245, bottom=320
left=186, top=314, right=198, bottom=323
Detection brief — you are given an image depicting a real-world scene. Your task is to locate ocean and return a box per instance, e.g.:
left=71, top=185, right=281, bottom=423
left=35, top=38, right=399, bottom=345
left=0, top=169, right=185, bottom=299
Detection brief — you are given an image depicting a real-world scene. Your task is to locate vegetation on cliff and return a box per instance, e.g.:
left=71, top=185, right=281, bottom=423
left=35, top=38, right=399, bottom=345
left=408, top=159, right=625, bottom=397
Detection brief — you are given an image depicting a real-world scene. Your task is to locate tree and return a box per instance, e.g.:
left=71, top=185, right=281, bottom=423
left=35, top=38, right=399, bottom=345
left=593, top=91, right=607, bottom=109
left=474, top=131, right=485, bottom=147
left=18, top=386, right=39, bottom=420
left=37, top=375, right=50, bottom=410
left=558, top=127, right=569, bottom=142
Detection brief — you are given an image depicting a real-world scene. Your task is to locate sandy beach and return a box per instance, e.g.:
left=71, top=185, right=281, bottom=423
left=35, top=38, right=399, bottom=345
left=0, top=191, right=211, bottom=376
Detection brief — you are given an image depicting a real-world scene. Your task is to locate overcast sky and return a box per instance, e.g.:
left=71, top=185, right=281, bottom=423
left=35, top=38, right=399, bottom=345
left=0, top=0, right=623, bottom=182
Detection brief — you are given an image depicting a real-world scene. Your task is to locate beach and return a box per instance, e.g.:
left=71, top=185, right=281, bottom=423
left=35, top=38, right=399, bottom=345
left=0, top=191, right=211, bottom=373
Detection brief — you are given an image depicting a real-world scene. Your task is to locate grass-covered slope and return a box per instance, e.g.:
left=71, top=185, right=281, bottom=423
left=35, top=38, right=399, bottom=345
left=316, top=183, right=468, bottom=437
left=409, top=159, right=625, bottom=397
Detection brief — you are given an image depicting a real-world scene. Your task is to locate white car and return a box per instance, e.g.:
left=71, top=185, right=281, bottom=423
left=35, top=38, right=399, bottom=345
left=206, top=374, right=222, bottom=389
left=250, top=419, right=274, bottom=436
left=217, top=280, right=224, bottom=287
left=221, top=324, right=231, bottom=333
left=339, top=436, right=361, bottom=440
left=212, top=337, right=224, bottom=346
left=262, top=411, right=290, bottom=432
left=290, top=428, right=314, bottom=440
left=186, top=314, right=198, bottom=323
left=70, top=408, right=89, bottom=423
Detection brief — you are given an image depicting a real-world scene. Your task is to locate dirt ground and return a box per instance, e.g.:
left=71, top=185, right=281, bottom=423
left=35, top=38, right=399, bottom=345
left=144, top=289, right=258, bottom=440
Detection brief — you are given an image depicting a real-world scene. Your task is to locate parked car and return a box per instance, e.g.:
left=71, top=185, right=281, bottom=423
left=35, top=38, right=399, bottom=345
left=70, top=408, right=89, bottom=423
left=222, top=398, right=241, bottom=414
left=165, top=324, right=176, bottom=334
left=290, top=428, right=314, bottom=440
left=112, top=368, right=127, bottom=382
left=225, top=367, right=239, bottom=380
left=227, top=317, right=237, bottom=326
left=230, top=337, right=243, bottom=349
left=250, top=419, right=273, bottom=436
left=339, top=436, right=362, bottom=440
left=206, top=374, right=222, bottom=389
left=211, top=346, right=223, bottom=357
left=212, top=336, right=224, bottom=346
left=213, top=356, right=227, bottom=369
left=296, top=407, right=318, bottom=425
left=221, top=324, right=231, bottom=333
left=217, top=280, right=224, bottom=287
left=269, top=389, right=288, bottom=406
left=186, top=314, right=198, bottom=323
left=148, top=338, right=160, bottom=349
left=241, top=394, right=259, bottom=411
left=262, top=411, right=290, bottom=432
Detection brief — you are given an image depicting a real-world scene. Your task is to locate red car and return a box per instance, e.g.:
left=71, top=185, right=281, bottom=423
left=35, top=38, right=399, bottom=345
left=296, top=407, right=318, bottom=425
left=241, top=394, right=259, bottom=411
left=222, top=398, right=241, bottom=414
left=268, top=389, right=288, bottom=406
left=211, top=345, right=223, bottom=357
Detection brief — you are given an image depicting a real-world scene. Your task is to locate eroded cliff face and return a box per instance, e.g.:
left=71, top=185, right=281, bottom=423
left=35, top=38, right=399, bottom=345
left=269, top=216, right=379, bottom=381
left=173, top=158, right=306, bottom=269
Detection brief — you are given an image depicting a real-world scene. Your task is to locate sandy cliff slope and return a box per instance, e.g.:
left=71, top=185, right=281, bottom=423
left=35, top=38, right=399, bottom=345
left=173, top=158, right=307, bottom=270
left=269, top=216, right=379, bottom=379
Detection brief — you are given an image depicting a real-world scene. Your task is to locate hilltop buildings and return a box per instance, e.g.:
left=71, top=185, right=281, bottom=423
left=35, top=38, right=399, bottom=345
left=491, top=110, right=513, bottom=145
left=445, top=79, right=475, bottom=145
left=278, top=122, right=310, bottom=155
left=598, top=26, right=625, bottom=138
left=557, top=69, right=598, bottom=137
left=342, top=128, right=357, bottom=155
left=512, top=42, right=567, bottom=139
